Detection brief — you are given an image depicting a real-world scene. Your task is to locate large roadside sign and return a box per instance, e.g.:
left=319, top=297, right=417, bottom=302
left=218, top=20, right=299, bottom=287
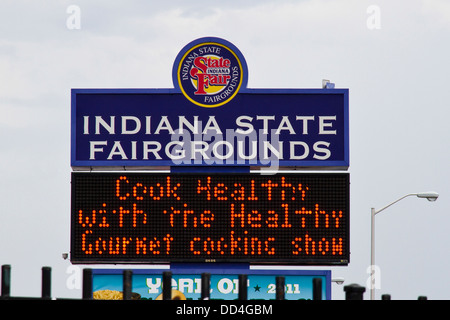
left=71, top=37, right=349, bottom=170
left=70, top=37, right=350, bottom=267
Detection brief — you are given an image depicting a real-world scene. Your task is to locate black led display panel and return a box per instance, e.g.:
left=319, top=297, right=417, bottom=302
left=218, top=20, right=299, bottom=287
left=71, top=172, right=349, bottom=265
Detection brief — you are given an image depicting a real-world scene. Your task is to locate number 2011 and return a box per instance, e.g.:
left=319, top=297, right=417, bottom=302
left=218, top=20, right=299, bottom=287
left=267, top=283, right=300, bottom=294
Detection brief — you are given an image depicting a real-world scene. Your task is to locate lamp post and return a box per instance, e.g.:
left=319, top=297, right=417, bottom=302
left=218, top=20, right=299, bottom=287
left=370, top=191, right=438, bottom=300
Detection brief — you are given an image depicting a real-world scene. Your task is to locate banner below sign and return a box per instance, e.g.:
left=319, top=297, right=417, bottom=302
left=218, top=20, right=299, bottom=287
left=91, top=269, right=331, bottom=300
left=71, top=37, right=349, bottom=169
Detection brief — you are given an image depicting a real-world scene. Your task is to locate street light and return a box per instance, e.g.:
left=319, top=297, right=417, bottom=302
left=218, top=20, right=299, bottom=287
left=370, top=191, right=439, bottom=300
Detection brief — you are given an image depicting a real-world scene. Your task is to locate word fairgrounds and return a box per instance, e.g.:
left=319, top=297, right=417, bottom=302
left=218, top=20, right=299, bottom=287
left=84, top=115, right=339, bottom=162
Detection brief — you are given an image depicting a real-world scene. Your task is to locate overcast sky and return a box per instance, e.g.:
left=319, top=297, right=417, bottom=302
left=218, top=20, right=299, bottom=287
left=0, top=0, right=448, bottom=300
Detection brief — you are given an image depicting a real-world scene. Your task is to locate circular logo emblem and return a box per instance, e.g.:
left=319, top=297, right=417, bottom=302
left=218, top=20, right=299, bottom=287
left=174, top=37, right=247, bottom=108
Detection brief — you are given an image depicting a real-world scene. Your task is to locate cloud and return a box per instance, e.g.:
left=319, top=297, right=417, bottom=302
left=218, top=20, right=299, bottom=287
left=421, top=0, right=450, bottom=29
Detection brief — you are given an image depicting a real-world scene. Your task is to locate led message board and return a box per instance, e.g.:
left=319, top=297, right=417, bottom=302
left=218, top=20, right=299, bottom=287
left=71, top=172, right=349, bottom=265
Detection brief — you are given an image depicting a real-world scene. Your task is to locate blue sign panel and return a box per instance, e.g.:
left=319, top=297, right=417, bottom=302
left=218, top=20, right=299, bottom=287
left=71, top=88, right=348, bottom=169
left=91, top=268, right=331, bottom=300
